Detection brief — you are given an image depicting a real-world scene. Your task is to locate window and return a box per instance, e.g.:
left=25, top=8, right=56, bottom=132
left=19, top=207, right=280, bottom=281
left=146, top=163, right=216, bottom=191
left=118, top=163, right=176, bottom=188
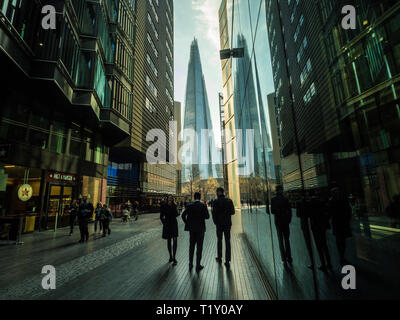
left=303, top=82, right=316, bottom=104
left=147, top=54, right=158, bottom=77
left=146, top=75, right=158, bottom=97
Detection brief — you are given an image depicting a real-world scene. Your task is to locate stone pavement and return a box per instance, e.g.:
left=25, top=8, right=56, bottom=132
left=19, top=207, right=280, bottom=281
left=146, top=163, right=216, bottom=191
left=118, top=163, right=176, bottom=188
left=0, top=213, right=270, bottom=300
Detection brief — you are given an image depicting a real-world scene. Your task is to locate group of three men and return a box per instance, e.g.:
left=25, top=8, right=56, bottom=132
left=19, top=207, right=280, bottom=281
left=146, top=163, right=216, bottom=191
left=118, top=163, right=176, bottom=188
left=182, top=188, right=235, bottom=272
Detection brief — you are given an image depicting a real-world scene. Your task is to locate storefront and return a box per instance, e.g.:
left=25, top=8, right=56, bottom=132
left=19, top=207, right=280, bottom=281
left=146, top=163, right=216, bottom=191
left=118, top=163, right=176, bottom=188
left=0, top=164, right=106, bottom=235
left=41, top=171, right=79, bottom=230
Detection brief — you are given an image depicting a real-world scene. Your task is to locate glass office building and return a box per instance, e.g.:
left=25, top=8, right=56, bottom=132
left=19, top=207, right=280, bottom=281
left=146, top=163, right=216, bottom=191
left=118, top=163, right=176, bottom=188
left=0, top=1, right=131, bottom=231
left=219, top=0, right=400, bottom=300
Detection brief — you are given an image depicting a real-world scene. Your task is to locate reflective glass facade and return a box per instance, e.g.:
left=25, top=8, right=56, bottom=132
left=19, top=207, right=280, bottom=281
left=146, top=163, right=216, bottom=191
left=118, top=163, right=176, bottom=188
left=220, top=0, right=400, bottom=300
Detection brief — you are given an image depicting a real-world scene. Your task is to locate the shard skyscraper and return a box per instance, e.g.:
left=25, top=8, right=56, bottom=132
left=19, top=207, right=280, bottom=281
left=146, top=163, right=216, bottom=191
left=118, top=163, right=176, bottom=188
left=182, top=39, right=215, bottom=182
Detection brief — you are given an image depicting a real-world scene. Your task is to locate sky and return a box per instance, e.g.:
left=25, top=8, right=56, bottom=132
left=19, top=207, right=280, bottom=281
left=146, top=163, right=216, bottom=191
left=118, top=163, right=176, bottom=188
left=174, top=0, right=223, bottom=142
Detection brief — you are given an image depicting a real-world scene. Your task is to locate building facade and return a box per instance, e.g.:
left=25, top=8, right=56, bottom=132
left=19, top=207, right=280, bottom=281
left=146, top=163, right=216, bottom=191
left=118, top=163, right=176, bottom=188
left=0, top=0, right=132, bottom=231
left=107, top=0, right=176, bottom=211
left=217, top=0, right=400, bottom=300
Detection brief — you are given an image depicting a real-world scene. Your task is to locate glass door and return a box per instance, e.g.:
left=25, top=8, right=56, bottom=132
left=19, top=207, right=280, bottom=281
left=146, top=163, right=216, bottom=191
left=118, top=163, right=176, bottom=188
left=46, top=185, right=62, bottom=230
left=45, top=185, right=75, bottom=230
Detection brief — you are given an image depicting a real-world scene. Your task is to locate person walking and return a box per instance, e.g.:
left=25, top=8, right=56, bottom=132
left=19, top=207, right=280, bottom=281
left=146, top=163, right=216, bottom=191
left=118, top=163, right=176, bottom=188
left=94, top=203, right=103, bottom=233
left=69, top=200, right=78, bottom=236
left=296, top=191, right=313, bottom=269
left=77, top=197, right=94, bottom=243
left=308, top=190, right=332, bottom=272
left=327, top=186, right=352, bottom=266
left=212, top=187, right=235, bottom=269
left=182, top=192, right=210, bottom=272
left=132, top=201, right=139, bottom=221
left=271, top=185, right=293, bottom=264
left=160, top=195, right=179, bottom=266
left=100, top=204, right=113, bottom=237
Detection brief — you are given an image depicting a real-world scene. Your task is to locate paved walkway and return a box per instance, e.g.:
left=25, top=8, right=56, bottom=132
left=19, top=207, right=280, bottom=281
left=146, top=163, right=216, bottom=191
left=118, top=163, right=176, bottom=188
left=0, top=213, right=269, bottom=300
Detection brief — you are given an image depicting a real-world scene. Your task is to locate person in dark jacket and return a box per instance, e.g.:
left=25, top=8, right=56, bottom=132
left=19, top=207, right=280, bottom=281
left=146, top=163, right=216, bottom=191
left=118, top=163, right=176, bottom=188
left=68, top=200, right=78, bottom=236
left=160, top=196, right=179, bottom=266
left=296, top=191, right=313, bottom=268
left=308, top=190, right=332, bottom=271
left=212, top=187, right=235, bottom=268
left=182, top=192, right=210, bottom=272
left=271, top=185, right=293, bottom=264
left=327, top=186, right=352, bottom=266
left=100, top=204, right=112, bottom=237
left=77, top=197, right=94, bottom=243
left=94, top=203, right=103, bottom=233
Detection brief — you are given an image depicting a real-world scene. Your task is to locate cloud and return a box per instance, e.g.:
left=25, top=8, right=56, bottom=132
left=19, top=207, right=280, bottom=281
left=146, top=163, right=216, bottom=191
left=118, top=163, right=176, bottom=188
left=191, top=0, right=221, bottom=51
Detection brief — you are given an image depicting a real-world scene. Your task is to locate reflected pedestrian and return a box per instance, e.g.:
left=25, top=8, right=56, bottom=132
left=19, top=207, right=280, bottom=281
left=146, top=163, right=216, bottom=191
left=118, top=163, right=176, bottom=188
left=182, top=192, right=210, bottom=272
left=212, top=187, right=235, bottom=269
left=271, top=185, right=293, bottom=264
left=327, top=186, right=352, bottom=266
left=308, top=190, right=332, bottom=272
left=160, top=196, right=179, bottom=266
left=296, top=191, right=314, bottom=269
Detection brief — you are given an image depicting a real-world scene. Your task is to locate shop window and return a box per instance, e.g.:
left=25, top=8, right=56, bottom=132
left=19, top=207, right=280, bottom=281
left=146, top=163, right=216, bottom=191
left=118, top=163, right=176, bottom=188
left=49, top=122, right=67, bottom=154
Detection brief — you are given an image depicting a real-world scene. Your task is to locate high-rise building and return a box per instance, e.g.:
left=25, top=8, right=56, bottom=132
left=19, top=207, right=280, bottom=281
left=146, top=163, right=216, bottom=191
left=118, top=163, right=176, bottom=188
left=182, top=39, right=215, bottom=183
left=108, top=0, right=176, bottom=209
left=0, top=1, right=131, bottom=229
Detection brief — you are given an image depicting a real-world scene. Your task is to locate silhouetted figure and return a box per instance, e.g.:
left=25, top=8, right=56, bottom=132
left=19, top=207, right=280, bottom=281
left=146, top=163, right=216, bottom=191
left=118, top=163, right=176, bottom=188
left=327, top=186, right=352, bottom=266
left=182, top=192, right=210, bottom=272
left=132, top=201, right=139, bottom=221
left=160, top=196, right=179, bottom=266
left=100, top=204, right=112, bottom=237
left=94, top=203, right=103, bottom=233
left=69, top=200, right=78, bottom=236
left=212, top=187, right=235, bottom=269
left=78, top=197, right=94, bottom=243
left=308, top=190, right=332, bottom=272
left=271, top=185, right=293, bottom=264
left=296, top=191, right=314, bottom=269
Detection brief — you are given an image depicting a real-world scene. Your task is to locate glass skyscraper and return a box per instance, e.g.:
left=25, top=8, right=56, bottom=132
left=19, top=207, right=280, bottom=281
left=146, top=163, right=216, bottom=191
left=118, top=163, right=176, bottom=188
left=182, top=39, right=215, bottom=182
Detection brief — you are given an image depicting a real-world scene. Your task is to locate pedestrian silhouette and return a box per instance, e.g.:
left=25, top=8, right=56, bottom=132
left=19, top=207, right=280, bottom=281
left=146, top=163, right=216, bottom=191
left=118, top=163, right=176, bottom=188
left=327, top=186, right=352, bottom=266
left=182, top=192, right=210, bottom=272
left=296, top=191, right=314, bottom=269
left=271, top=185, right=293, bottom=264
left=94, top=203, right=103, bottom=233
left=212, top=187, right=235, bottom=269
left=100, top=204, right=112, bottom=237
left=308, top=190, right=332, bottom=271
left=160, top=196, right=179, bottom=266
left=78, top=197, right=94, bottom=243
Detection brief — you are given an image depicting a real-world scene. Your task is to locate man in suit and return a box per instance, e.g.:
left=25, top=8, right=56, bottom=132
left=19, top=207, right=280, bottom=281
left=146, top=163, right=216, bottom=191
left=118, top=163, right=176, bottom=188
left=212, top=188, right=235, bottom=269
left=182, top=192, right=210, bottom=272
left=271, top=185, right=293, bottom=264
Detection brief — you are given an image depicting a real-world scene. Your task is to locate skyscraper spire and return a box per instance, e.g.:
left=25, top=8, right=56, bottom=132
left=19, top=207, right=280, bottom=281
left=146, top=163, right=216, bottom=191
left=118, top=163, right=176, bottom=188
left=182, top=39, right=214, bottom=182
